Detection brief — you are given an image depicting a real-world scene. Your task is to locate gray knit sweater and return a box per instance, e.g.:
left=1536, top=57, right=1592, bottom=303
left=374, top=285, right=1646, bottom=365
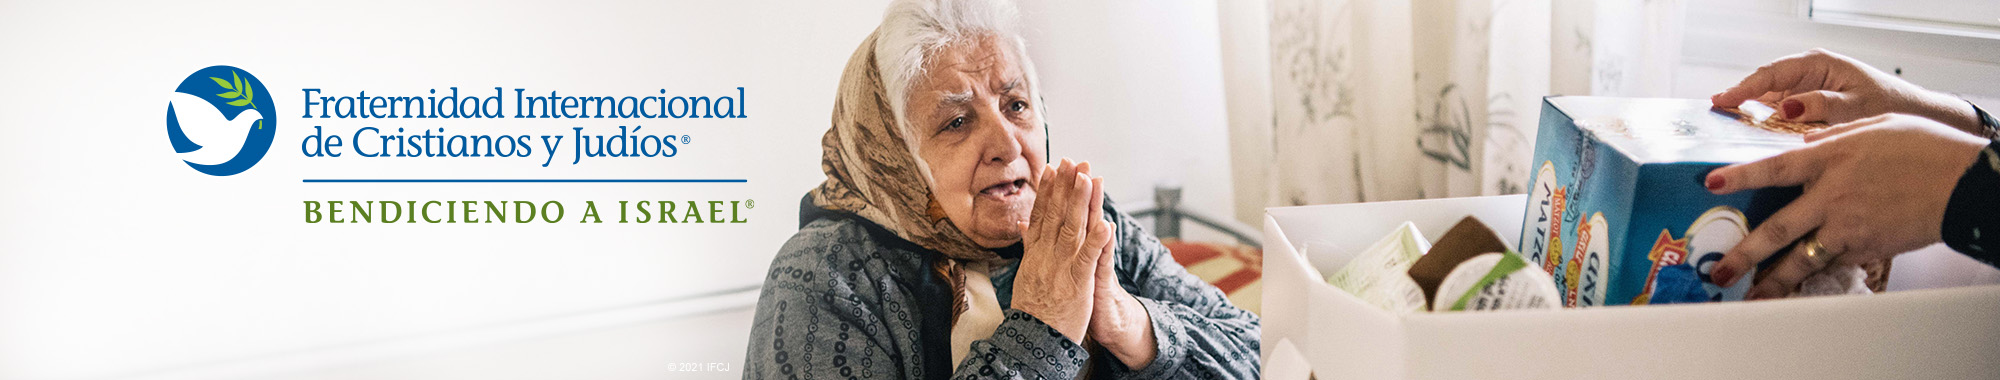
left=741, top=196, right=1260, bottom=379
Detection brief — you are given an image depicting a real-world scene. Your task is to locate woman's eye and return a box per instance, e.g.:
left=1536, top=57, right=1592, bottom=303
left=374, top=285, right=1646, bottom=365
left=1009, top=101, right=1027, bottom=113
left=943, top=116, right=966, bottom=131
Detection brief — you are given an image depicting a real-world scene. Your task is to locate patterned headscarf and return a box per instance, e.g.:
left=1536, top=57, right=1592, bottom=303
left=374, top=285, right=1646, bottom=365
left=809, top=29, right=1002, bottom=326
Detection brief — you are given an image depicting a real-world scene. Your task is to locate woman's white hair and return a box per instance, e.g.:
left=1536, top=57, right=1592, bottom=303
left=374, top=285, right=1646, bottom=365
left=875, top=0, right=1043, bottom=150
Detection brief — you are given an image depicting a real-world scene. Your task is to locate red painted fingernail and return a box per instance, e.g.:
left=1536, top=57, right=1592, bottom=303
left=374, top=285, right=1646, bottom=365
left=1704, top=175, right=1725, bottom=191
left=1782, top=99, right=1804, bottom=120
left=1712, top=265, right=1738, bottom=287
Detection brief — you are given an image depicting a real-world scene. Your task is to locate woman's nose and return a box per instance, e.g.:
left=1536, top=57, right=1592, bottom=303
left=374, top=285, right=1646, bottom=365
left=974, top=118, right=1024, bottom=164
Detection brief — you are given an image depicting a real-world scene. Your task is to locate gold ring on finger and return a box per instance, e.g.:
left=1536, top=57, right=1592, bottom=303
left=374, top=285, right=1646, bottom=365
left=1798, top=232, right=1831, bottom=269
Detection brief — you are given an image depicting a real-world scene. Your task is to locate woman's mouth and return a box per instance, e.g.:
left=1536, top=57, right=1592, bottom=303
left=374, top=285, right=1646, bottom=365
left=979, top=179, right=1030, bottom=200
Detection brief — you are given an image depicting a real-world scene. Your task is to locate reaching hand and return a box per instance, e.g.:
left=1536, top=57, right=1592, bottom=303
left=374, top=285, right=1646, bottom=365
left=1704, top=114, right=1988, bottom=299
left=1711, top=49, right=1982, bottom=136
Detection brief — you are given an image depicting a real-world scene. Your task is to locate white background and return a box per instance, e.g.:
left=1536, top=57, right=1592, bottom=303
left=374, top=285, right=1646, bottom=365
left=0, top=1, right=1240, bottom=379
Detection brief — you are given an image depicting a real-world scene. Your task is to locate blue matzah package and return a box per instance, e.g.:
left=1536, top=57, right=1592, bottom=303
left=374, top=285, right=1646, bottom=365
left=1517, top=96, right=1805, bottom=307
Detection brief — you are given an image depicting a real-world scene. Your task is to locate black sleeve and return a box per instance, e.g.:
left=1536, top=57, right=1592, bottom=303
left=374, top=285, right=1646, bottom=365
left=1973, top=100, right=2000, bottom=140
left=1940, top=101, right=2000, bottom=267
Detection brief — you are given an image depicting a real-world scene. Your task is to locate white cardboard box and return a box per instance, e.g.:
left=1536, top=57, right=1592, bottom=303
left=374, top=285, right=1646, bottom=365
left=1263, top=195, right=2000, bottom=379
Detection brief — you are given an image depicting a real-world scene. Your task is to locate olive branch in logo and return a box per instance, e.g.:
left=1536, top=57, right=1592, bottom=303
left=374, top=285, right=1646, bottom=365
left=209, top=71, right=261, bottom=129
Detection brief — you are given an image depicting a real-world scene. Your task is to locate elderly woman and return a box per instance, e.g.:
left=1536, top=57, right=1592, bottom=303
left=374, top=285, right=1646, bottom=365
left=741, top=0, right=1259, bottom=378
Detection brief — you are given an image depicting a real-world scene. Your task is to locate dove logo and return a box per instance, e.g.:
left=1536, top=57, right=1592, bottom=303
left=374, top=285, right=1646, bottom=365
left=166, top=65, right=276, bottom=176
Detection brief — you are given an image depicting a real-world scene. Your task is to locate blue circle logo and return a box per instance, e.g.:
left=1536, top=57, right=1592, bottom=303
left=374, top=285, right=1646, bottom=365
left=166, top=65, right=276, bottom=176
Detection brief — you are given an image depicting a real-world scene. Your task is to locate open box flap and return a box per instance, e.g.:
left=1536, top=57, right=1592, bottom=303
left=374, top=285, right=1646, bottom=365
left=1261, top=214, right=1316, bottom=361
left=1265, top=213, right=1409, bottom=379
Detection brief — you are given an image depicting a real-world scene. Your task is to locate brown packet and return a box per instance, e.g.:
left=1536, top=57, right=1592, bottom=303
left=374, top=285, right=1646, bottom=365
left=1407, top=217, right=1514, bottom=304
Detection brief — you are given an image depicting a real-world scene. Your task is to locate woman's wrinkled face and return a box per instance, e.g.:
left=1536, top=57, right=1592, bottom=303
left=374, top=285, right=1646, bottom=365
left=908, top=35, right=1047, bottom=248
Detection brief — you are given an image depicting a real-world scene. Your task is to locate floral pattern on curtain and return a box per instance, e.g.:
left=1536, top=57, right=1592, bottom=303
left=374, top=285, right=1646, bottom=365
left=1260, top=0, right=1686, bottom=205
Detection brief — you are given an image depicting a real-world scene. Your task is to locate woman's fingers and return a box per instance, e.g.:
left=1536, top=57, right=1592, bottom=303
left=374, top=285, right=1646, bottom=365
left=1756, top=91, right=1785, bottom=106
left=1087, top=178, right=1118, bottom=320
left=1094, top=222, right=1118, bottom=286
left=1714, top=56, right=1801, bottom=108
left=1084, top=177, right=1111, bottom=256
left=1087, top=177, right=1105, bottom=228
left=1036, top=159, right=1076, bottom=249
left=1066, top=170, right=1092, bottom=240
left=1077, top=160, right=1101, bottom=251
left=1713, top=49, right=1839, bottom=108
left=1053, top=159, right=1077, bottom=218
left=1744, top=241, right=1825, bottom=300
left=1026, top=165, right=1057, bottom=246
left=1706, top=128, right=1844, bottom=288
left=1713, top=191, right=1828, bottom=287
left=1011, top=159, right=1116, bottom=345
left=1778, top=90, right=1855, bottom=123
left=1705, top=145, right=1826, bottom=195
left=1712, top=67, right=1777, bottom=108
left=1055, top=158, right=1076, bottom=196
left=1803, top=115, right=1889, bottom=143
left=1083, top=220, right=1113, bottom=267
left=1027, top=158, right=1116, bottom=268
left=1077, top=161, right=1101, bottom=250
left=1033, top=164, right=1054, bottom=206
left=1052, top=160, right=1084, bottom=252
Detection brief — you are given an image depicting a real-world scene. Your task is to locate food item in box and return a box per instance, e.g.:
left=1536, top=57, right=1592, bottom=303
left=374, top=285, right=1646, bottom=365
left=1324, top=217, right=1561, bottom=313
left=1325, top=222, right=1431, bottom=313
left=1409, top=217, right=1561, bottom=311
left=1519, top=96, right=1808, bottom=307
left=1434, top=252, right=1561, bottom=312
left=1798, top=264, right=1873, bottom=297
left=1718, top=99, right=1830, bottom=135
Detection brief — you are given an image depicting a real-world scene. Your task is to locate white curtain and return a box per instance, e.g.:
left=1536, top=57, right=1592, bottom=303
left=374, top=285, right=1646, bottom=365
left=1252, top=0, right=1685, bottom=207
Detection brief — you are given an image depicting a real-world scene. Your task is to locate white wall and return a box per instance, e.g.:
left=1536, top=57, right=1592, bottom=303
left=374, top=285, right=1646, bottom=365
left=1016, top=0, right=1238, bottom=239
left=1676, top=0, right=2000, bottom=103
left=0, top=1, right=886, bottom=379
